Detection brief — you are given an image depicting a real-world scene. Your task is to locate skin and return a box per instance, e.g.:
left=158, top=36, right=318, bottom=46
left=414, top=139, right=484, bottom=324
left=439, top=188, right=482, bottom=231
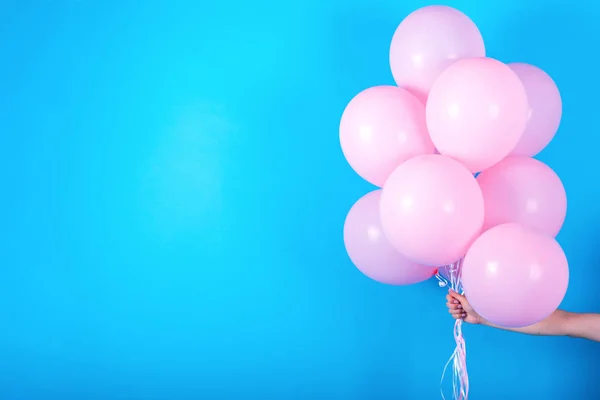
left=446, top=289, right=600, bottom=342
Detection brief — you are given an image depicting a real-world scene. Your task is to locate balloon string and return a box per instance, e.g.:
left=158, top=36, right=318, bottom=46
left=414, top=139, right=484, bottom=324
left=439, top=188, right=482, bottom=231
left=435, top=259, right=469, bottom=400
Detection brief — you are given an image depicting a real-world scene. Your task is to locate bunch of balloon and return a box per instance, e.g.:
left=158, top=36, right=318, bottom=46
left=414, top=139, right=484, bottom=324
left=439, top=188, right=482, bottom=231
left=340, top=5, right=567, bottom=400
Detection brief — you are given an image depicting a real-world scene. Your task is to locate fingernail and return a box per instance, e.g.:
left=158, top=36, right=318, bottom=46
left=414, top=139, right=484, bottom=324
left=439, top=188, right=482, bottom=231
left=462, top=313, right=467, bottom=318
left=457, top=305, right=462, bottom=309
left=453, top=300, right=458, bottom=304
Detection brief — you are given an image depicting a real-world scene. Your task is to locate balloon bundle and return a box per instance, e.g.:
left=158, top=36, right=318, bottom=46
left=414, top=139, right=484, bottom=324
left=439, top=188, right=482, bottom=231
left=340, top=5, right=568, bottom=400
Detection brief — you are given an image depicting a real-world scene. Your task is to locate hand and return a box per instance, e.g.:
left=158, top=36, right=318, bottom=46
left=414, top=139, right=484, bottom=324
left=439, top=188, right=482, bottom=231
left=446, top=289, right=483, bottom=325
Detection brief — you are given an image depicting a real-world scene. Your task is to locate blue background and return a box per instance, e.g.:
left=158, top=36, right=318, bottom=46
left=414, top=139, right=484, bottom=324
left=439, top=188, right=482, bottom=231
left=1, top=0, right=598, bottom=399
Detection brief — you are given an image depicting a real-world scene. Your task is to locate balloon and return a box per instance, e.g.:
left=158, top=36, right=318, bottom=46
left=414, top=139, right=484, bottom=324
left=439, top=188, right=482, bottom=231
left=389, top=5, right=485, bottom=103
left=343, top=190, right=437, bottom=285
left=462, top=223, right=569, bottom=328
left=426, top=57, right=529, bottom=173
left=379, top=154, right=484, bottom=266
left=508, top=63, right=562, bottom=157
left=477, top=156, right=567, bottom=237
left=339, top=86, right=435, bottom=187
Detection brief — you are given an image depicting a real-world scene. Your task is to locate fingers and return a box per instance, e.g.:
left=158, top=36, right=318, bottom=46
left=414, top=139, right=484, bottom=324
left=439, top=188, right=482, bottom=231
left=446, top=293, right=463, bottom=307
left=448, top=307, right=467, bottom=320
left=446, top=301, right=462, bottom=310
left=446, top=302, right=463, bottom=314
left=448, top=289, right=467, bottom=303
left=446, top=295, right=467, bottom=320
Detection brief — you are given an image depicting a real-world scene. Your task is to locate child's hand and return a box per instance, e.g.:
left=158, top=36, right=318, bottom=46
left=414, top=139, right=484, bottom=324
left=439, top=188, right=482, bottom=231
left=446, top=289, right=483, bottom=325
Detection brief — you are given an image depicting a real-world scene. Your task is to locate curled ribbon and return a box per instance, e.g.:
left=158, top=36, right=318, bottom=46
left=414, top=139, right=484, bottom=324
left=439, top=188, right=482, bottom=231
left=435, top=259, right=469, bottom=400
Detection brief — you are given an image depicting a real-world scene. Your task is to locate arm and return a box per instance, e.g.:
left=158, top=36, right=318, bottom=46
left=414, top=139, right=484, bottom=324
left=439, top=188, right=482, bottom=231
left=446, top=290, right=600, bottom=342
left=482, top=310, right=600, bottom=341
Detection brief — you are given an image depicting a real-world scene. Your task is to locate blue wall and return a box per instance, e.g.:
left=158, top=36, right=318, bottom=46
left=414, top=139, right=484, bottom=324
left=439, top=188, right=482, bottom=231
left=1, top=0, right=598, bottom=399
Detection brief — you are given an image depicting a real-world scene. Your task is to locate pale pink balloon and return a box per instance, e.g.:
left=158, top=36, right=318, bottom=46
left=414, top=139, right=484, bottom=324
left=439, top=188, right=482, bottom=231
left=344, top=190, right=437, bottom=285
left=477, top=156, right=567, bottom=237
left=462, top=223, right=569, bottom=328
left=339, top=86, right=435, bottom=187
left=508, top=63, right=563, bottom=157
left=379, top=154, right=484, bottom=266
left=426, top=57, right=529, bottom=173
left=389, top=5, right=485, bottom=103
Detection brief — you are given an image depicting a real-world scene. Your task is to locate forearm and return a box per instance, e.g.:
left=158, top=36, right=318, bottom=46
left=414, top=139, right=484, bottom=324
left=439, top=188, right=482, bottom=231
left=481, top=310, right=600, bottom=341
left=481, top=310, right=569, bottom=336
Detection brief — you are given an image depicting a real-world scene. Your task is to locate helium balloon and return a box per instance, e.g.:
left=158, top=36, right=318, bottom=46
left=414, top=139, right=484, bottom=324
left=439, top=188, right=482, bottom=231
left=477, top=156, right=567, bottom=237
left=508, top=63, right=562, bottom=157
left=426, top=57, right=529, bottom=172
left=462, top=223, right=569, bottom=328
left=343, top=190, right=437, bottom=285
left=389, top=5, right=485, bottom=103
left=340, top=86, right=435, bottom=187
left=380, top=154, right=484, bottom=266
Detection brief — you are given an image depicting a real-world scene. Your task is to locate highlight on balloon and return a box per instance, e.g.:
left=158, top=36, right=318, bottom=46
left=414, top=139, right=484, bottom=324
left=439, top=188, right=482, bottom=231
left=340, top=5, right=565, bottom=400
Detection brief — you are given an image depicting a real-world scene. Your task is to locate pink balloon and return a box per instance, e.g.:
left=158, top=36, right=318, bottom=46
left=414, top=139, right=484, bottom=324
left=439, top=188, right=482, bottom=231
left=426, top=57, right=529, bottom=173
left=462, top=223, right=569, bottom=328
left=477, top=156, right=567, bottom=237
left=343, top=190, right=437, bottom=285
left=508, top=63, right=562, bottom=157
left=339, top=86, right=435, bottom=187
left=389, top=5, right=485, bottom=103
left=379, top=154, right=484, bottom=266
